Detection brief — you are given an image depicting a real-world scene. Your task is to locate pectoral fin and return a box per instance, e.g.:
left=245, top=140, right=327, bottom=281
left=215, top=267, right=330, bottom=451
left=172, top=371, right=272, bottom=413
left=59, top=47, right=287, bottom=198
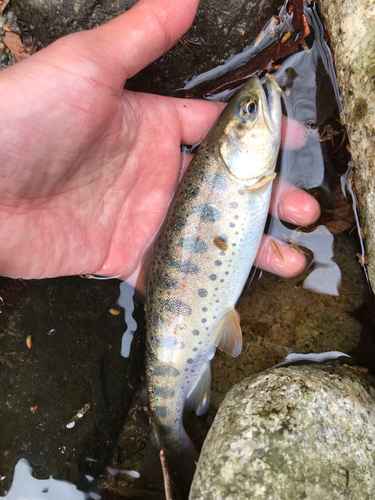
left=247, top=172, right=277, bottom=192
left=212, top=308, right=242, bottom=357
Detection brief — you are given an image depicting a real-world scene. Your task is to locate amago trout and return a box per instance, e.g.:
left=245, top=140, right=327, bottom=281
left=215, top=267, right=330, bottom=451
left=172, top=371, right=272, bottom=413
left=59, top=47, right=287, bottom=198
left=145, top=76, right=282, bottom=493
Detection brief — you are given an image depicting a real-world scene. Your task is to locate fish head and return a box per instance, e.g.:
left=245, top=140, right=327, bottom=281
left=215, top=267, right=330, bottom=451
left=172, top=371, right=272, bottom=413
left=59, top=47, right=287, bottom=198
left=215, top=77, right=282, bottom=182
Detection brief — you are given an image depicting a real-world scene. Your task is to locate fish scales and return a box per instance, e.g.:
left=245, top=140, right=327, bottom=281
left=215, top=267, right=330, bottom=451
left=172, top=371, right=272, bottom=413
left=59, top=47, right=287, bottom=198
left=145, top=77, right=282, bottom=492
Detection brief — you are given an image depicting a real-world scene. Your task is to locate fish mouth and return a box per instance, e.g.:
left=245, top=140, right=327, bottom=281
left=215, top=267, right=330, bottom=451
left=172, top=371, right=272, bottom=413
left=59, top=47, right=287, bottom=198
left=262, top=78, right=282, bottom=131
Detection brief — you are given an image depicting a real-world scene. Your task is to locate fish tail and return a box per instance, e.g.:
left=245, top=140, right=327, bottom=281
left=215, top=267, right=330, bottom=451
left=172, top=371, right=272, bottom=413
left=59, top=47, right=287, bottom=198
left=162, top=428, right=198, bottom=499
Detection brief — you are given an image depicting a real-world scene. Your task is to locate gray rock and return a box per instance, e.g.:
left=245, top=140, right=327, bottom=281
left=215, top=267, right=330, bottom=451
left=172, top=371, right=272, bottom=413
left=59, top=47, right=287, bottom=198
left=190, top=365, right=375, bottom=500
left=319, top=0, right=375, bottom=292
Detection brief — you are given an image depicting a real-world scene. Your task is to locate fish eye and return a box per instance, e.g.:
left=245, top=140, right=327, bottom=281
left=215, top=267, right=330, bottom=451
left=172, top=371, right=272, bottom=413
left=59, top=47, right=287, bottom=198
left=236, top=98, right=258, bottom=120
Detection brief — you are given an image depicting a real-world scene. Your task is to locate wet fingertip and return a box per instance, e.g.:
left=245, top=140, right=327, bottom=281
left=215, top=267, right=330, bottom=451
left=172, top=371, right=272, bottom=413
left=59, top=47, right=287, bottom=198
left=268, top=244, right=306, bottom=278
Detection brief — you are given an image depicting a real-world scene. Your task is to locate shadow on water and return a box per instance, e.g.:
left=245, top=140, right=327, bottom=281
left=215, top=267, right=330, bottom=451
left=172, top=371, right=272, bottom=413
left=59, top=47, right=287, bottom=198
left=1, top=3, right=375, bottom=500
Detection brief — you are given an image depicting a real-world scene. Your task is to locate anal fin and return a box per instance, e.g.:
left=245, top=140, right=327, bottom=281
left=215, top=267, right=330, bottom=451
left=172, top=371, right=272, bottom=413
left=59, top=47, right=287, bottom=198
left=212, top=308, right=242, bottom=357
left=186, top=363, right=211, bottom=416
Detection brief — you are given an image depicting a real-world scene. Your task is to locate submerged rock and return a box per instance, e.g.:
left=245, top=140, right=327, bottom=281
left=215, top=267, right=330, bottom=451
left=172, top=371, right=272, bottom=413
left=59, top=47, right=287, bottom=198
left=190, top=365, right=375, bottom=500
left=10, top=0, right=281, bottom=95
left=319, top=0, right=375, bottom=292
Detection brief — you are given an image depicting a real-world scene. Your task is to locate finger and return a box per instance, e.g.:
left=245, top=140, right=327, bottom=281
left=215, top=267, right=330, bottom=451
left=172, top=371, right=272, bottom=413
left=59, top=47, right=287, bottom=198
left=176, top=98, right=226, bottom=145
left=256, top=235, right=306, bottom=277
left=96, top=0, right=199, bottom=86
left=270, top=181, right=321, bottom=226
left=281, top=116, right=308, bottom=150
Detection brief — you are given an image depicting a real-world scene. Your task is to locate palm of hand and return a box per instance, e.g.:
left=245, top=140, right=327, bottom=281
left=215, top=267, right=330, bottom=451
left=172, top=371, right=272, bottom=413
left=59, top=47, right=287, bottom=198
left=0, top=34, right=210, bottom=279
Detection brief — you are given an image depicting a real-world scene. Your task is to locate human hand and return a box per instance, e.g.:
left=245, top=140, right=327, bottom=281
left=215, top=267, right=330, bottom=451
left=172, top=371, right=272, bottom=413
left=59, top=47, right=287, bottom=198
left=0, top=0, right=319, bottom=282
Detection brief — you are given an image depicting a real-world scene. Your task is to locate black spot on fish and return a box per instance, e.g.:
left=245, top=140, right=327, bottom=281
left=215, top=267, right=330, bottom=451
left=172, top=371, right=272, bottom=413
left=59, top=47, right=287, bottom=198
left=166, top=255, right=199, bottom=274
left=238, top=189, right=245, bottom=195
left=202, top=307, right=207, bottom=312
left=184, top=184, right=200, bottom=199
left=154, top=387, right=175, bottom=398
left=220, top=279, right=224, bottom=283
left=159, top=425, right=172, bottom=435
left=198, top=288, right=207, bottom=297
left=229, top=223, right=235, bottom=228
left=151, top=312, right=164, bottom=327
left=160, top=276, right=178, bottom=289
left=209, top=274, right=217, bottom=281
left=215, top=260, right=222, bottom=266
left=192, top=204, right=221, bottom=222
left=193, top=347, right=198, bottom=352
left=216, top=299, right=220, bottom=303
left=192, top=330, right=200, bottom=336
left=153, top=336, right=185, bottom=350
left=187, top=358, right=194, bottom=364
left=205, top=172, right=228, bottom=190
left=154, top=406, right=170, bottom=418
left=234, top=215, right=239, bottom=220
left=233, top=243, right=237, bottom=247
left=173, top=216, right=188, bottom=232
left=229, top=202, right=238, bottom=209
left=179, top=237, right=207, bottom=253
left=160, top=299, right=192, bottom=316
left=152, top=365, right=180, bottom=377
left=219, top=234, right=228, bottom=242
left=225, top=271, right=229, bottom=275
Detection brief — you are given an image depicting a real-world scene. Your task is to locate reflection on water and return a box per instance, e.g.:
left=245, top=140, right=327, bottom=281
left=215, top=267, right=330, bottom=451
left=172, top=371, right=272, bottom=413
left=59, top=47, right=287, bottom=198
left=1, top=459, right=94, bottom=500
left=118, top=282, right=137, bottom=358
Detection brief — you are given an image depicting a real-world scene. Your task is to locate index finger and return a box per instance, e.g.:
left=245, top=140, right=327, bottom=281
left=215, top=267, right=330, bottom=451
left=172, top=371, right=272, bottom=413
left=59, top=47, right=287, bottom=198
left=96, top=0, right=199, bottom=88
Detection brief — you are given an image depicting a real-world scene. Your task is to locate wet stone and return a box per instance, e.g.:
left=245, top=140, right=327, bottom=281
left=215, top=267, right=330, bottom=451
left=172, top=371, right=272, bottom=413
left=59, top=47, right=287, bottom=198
left=190, top=365, right=375, bottom=500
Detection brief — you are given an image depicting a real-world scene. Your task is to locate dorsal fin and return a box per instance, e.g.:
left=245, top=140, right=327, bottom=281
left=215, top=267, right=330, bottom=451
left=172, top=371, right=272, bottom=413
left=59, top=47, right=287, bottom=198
left=212, top=308, right=242, bottom=357
left=186, top=363, right=211, bottom=416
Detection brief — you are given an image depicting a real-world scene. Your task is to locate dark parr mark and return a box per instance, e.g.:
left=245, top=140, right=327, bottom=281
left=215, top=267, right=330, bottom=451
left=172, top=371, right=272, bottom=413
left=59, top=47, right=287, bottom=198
left=152, top=365, right=180, bottom=377
left=179, top=236, right=208, bottom=254
left=198, top=288, right=208, bottom=297
left=160, top=276, right=178, bottom=289
left=172, top=215, right=188, bottom=232
left=166, top=255, right=199, bottom=274
left=154, top=387, right=175, bottom=398
left=150, top=312, right=164, bottom=327
left=159, top=425, right=172, bottom=435
left=184, top=184, right=200, bottom=199
left=160, top=299, right=192, bottom=316
left=192, top=204, right=221, bottom=222
left=205, top=172, right=227, bottom=190
left=154, top=406, right=170, bottom=418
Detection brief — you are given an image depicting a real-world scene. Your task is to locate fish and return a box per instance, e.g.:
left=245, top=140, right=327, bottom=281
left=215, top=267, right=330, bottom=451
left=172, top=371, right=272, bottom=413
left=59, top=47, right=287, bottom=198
left=145, top=76, right=282, bottom=495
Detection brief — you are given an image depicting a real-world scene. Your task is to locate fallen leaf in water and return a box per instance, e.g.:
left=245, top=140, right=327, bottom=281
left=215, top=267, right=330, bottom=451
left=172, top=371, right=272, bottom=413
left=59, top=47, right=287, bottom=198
left=4, top=32, right=30, bottom=62
left=298, top=183, right=356, bottom=235
left=0, top=0, right=10, bottom=13
left=356, top=253, right=368, bottom=266
left=343, top=364, right=369, bottom=373
left=270, top=240, right=284, bottom=261
left=26, top=335, right=32, bottom=349
left=30, top=405, right=38, bottom=412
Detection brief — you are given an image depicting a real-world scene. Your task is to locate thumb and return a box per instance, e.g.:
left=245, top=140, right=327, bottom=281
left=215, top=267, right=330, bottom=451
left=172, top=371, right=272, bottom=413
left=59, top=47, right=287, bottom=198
left=93, top=0, right=199, bottom=88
